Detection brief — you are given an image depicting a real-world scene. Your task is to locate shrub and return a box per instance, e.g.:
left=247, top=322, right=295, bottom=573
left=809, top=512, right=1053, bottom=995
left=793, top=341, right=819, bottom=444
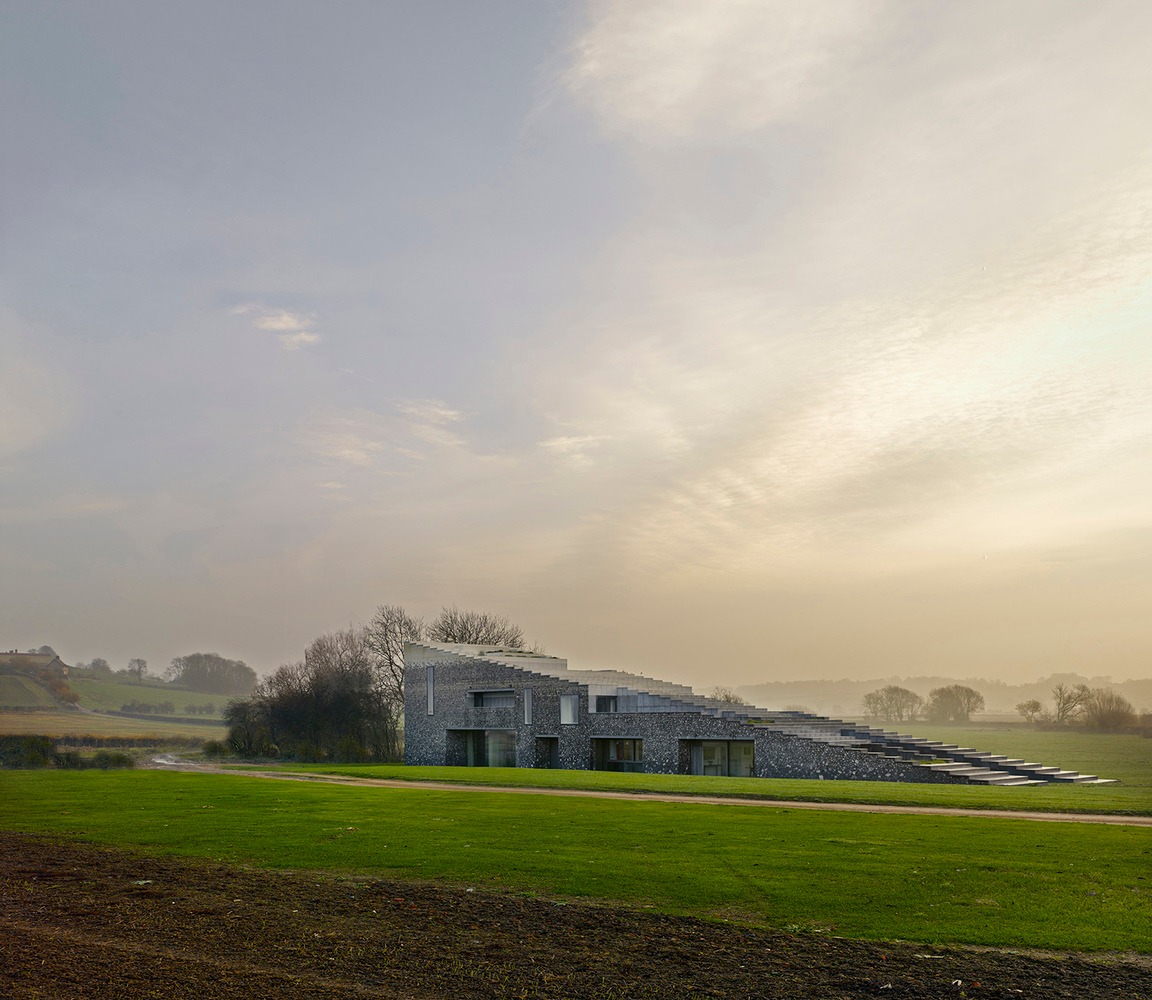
left=1082, top=689, right=1138, bottom=731
left=0, top=735, right=56, bottom=768
left=90, top=751, right=135, bottom=769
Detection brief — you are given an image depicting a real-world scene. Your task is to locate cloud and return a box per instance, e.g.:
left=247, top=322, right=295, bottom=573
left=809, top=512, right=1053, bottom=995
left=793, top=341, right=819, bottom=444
left=277, top=330, right=322, bottom=350
left=395, top=398, right=465, bottom=448
left=531, top=1, right=1152, bottom=587
left=568, top=0, right=882, bottom=137
left=232, top=303, right=322, bottom=350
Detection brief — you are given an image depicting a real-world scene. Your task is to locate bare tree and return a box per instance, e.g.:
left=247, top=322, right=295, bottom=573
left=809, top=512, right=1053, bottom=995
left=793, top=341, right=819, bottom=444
left=126, top=658, right=148, bottom=681
left=365, top=605, right=423, bottom=704
left=1082, top=688, right=1137, bottom=731
left=1051, top=683, right=1091, bottom=724
left=427, top=606, right=525, bottom=647
left=925, top=685, right=984, bottom=723
left=707, top=686, right=748, bottom=705
left=861, top=685, right=924, bottom=722
left=1016, top=699, right=1044, bottom=723
left=364, top=604, right=424, bottom=759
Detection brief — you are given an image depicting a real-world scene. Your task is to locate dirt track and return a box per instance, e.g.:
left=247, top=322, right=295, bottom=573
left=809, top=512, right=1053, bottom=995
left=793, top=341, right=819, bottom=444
left=2, top=832, right=1150, bottom=999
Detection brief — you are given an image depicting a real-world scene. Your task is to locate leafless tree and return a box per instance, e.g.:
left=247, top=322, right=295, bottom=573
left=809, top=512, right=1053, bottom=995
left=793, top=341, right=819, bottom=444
left=707, top=686, right=748, bottom=705
left=861, top=685, right=925, bottom=722
left=427, top=606, right=525, bottom=647
left=925, top=684, right=984, bottom=723
left=1082, top=688, right=1137, bottom=731
left=1016, top=699, right=1044, bottom=723
left=126, top=658, right=148, bottom=681
left=1050, top=683, right=1091, bottom=724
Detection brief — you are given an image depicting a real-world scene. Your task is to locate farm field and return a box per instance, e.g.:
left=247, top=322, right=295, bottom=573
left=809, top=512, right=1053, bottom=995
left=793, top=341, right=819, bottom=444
left=241, top=724, right=1152, bottom=815
left=0, top=709, right=226, bottom=741
left=2, top=769, right=1150, bottom=953
left=67, top=677, right=234, bottom=715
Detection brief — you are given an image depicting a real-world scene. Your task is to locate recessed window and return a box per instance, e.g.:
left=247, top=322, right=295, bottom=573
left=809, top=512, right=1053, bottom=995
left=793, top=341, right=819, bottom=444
left=524, top=687, right=533, bottom=724
left=595, top=695, right=618, bottom=713
left=593, top=738, right=644, bottom=772
left=560, top=693, right=579, bottom=725
left=426, top=666, right=435, bottom=715
left=472, top=690, right=515, bottom=708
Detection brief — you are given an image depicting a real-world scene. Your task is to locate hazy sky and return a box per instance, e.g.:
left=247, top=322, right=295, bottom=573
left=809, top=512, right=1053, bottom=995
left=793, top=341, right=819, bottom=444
left=4, top=1, right=1151, bottom=687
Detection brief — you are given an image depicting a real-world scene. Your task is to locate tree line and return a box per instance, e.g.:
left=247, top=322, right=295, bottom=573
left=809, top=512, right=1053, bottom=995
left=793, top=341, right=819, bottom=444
left=860, top=684, right=985, bottom=723
left=224, top=605, right=526, bottom=763
left=1016, top=683, right=1140, bottom=730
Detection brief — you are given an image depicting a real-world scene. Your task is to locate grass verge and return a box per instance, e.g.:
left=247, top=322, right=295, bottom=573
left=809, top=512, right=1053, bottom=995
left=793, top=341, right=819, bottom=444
left=2, top=769, right=1149, bottom=952
left=229, top=749, right=1152, bottom=815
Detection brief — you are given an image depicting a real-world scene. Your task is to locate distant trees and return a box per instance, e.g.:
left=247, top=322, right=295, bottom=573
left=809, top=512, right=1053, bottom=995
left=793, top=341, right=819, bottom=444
left=1021, top=684, right=1138, bottom=731
left=225, top=627, right=395, bottom=762
left=707, top=686, right=748, bottom=705
left=126, top=658, right=148, bottom=681
left=1082, top=689, right=1137, bottom=731
left=861, top=685, right=924, bottom=722
left=121, top=699, right=175, bottom=715
left=224, top=603, right=530, bottom=761
left=925, top=685, right=985, bottom=724
left=1050, top=683, right=1091, bottom=724
left=1015, top=699, right=1044, bottom=723
left=168, top=653, right=256, bottom=696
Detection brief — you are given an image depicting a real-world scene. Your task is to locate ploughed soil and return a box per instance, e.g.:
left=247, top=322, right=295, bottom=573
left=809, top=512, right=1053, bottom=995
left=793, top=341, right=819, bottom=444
left=1, top=832, right=1148, bottom=999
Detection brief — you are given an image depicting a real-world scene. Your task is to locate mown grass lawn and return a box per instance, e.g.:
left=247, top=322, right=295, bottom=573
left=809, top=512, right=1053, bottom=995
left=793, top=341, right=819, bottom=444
left=2, top=769, right=1149, bottom=952
left=235, top=721, right=1152, bottom=816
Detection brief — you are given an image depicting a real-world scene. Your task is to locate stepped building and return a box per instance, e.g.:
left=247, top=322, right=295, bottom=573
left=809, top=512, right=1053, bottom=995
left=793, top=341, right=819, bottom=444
left=403, top=643, right=1111, bottom=786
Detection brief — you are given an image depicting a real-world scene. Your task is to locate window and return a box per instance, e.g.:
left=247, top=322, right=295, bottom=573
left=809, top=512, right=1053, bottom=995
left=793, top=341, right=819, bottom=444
left=592, top=738, right=644, bottom=772
left=485, top=730, right=516, bottom=767
left=524, top=687, right=533, bottom=724
left=472, top=690, right=515, bottom=708
left=594, top=695, right=618, bottom=713
left=461, top=730, right=516, bottom=767
left=426, top=665, right=435, bottom=715
left=689, top=740, right=754, bottom=777
left=560, top=694, right=579, bottom=725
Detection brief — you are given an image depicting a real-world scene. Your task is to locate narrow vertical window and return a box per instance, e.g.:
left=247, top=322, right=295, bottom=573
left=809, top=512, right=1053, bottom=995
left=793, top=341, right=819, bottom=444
left=524, top=687, right=533, bottom=725
left=560, top=693, right=578, bottom=725
left=426, top=665, right=435, bottom=715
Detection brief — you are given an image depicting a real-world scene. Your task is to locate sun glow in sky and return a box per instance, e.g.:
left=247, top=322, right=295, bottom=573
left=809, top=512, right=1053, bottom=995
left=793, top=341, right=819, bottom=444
left=3, top=1, right=1151, bottom=685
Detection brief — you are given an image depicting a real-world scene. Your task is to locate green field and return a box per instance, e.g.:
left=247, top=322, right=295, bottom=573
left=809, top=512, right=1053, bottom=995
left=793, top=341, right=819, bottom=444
left=236, top=724, right=1152, bottom=816
left=0, top=710, right=226, bottom=740
left=67, top=677, right=233, bottom=715
left=2, top=769, right=1148, bottom=952
left=0, top=675, right=58, bottom=709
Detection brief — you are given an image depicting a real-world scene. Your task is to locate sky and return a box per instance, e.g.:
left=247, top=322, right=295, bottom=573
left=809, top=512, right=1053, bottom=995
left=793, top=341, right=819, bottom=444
left=3, top=0, right=1151, bottom=688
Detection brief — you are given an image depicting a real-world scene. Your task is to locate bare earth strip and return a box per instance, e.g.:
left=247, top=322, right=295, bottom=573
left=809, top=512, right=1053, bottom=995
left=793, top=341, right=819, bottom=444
left=2, top=832, right=1149, bottom=999
left=161, top=761, right=1152, bottom=826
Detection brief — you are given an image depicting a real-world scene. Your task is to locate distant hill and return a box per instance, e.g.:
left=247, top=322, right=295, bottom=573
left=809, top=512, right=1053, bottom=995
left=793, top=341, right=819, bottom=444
left=737, top=674, right=1152, bottom=719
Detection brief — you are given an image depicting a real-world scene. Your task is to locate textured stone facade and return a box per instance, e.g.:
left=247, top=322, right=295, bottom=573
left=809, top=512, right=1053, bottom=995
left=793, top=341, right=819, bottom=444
left=403, top=643, right=968, bottom=785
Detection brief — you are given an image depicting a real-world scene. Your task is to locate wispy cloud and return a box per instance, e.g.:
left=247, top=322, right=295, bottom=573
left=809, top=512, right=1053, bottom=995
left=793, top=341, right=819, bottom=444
left=232, top=303, right=322, bottom=350
left=395, top=397, right=466, bottom=448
